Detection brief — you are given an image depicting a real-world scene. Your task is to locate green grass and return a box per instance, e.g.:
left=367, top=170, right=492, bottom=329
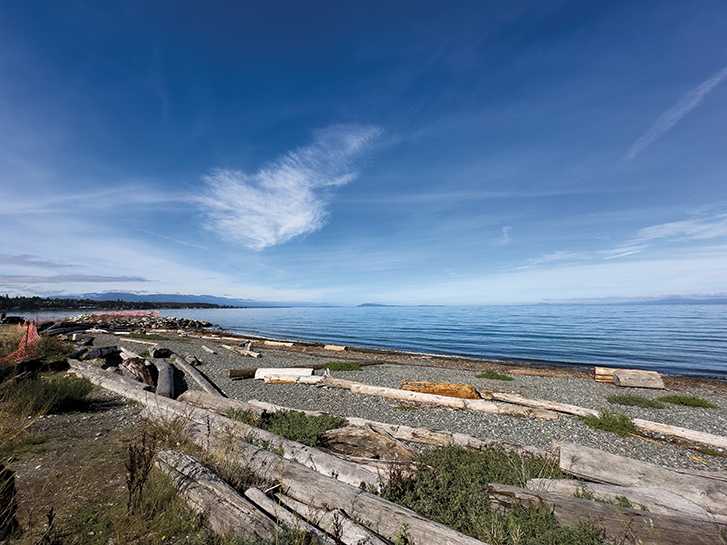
left=379, top=444, right=606, bottom=544
left=33, top=335, right=75, bottom=362
left=580, top=408, right=638, bottom=437
left=322, top=361, right=362, bottom=371
left=475, top=369, right=514, bottom=381
left=1, top=373, right=94, bottom=415
left=656, top=394, right=718, bottom=408
left=607, top=394, right=665, bottom=409
left=226, top=409, right=347, bottom=447
left=127, top=333, right=179, bottom=341
left=394, top=405, right=417, bottom=411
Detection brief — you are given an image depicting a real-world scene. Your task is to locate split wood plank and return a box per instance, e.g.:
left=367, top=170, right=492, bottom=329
left=254, top=368, right=314, bottom=380
left=400, top=380, right=480, bottom=400
left=155, top=450, right=276, bottom=541
left=559, top=442, right=727, bottom=517
left=526, top=478, right=712, bottom=520
left=264, top=340, right=295, bottom=347
left=489, top=483, right=727, bottom=545
left=276, top=493, right=389, bottom=545
left=118, top=337, right=157, bottom=346
left=244, top=488, right=336, bottom=545
left=613, top=369, right=665, bottom=389
left=170, top=354, right=225, bottom=397
left=594, top=366, right=619, bottom=383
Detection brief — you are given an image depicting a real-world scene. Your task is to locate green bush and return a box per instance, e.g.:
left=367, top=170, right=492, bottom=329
left=226, top=409, right=346, bottom=448
left=656, top=395, right=718, bottom=408
left=322, top=361, right=362, bottom=371
left=2, top=374, right=93, bottom=415
left=379, top=444, right=605, bottom=544
left=33, top=335, right=74, bottom=362
left=606, top=394, right=664, bottom=409
left=475, top=369, right=513, bottom=381
left=580, top=408, right=638, bottom=437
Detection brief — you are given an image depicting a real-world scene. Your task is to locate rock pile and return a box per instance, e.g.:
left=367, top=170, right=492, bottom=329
left=67, top=314, right=215, bottom=331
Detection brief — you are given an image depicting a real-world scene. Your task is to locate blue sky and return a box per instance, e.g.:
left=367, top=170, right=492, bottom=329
left=2, top=1, right=727, bottom=305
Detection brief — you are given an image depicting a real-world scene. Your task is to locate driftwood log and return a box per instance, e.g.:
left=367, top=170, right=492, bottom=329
left=320, top=425, right=418, bottom=462
left=155, top=450, right=276, bottom=541
left=526, top=478, right=712, bottom=520
left=321, top=376, right=558, bottom=419
left=170, top=354, right=224, bottom=397
left=244, top=488, right=336, bottom=545
left=489, top=483, right=727, bottom=545
left=69, top=361, right=485, bottom=545
left=151, top=358, right=174, bottom=398
left=559, top=443, right=727, bottom=517
left=177, top=390, right=263, bottom=416
left=254, top=368, right=313, bottom=380
left=277, top=493, right=389, bottom=545
left=400, top=380, right=480, bottom=400
left=480, top=389, right=727, bottom=450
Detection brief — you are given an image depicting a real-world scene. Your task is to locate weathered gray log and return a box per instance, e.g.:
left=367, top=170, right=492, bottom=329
left=264, top=375, right=323, bottom=385
left=489, top=483, right=727, bottom=545
left=277, top=493, right=389, bottom=545
left=68, top=359, right=152, bottom=391
left=170, top=354, right=224, bottom=397
left=221, top=344, right=261, bottom=358
left=155, top=450, right=276, bottom=541
left=182, top=352, right=200, bottom=366
left=120, top=357, right=155, bottom=387
left=149, top=345, right=172, bottom=358
left=613, top=370, right=665, bottom=389
left=151, top=358, right=174, bottom=398
left=320, top=425, right=418, bottom=462
left=201, top=345, right=216, bottom=354
left=247, top=399, right=555, bottom=460
left=481, top=389, right=727, bottom=450
left=244, top=488, right=336, bottom=545
left=177, top=390, right=263, bottom=416
left=526, top=478, right=712, bottom=520
left=559, top=443, right=727, bottom=517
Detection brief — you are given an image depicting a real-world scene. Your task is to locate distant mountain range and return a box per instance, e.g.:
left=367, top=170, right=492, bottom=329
left=63, top=292, right=329, bottom=308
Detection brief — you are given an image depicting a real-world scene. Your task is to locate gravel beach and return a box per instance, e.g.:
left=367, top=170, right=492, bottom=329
left=93, top=329, right=727, bottom=473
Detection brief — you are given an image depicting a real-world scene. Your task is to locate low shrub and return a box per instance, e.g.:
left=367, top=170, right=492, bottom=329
left=394, top=405, right=417, bottom=411
left=657, top=394, right=718, bottom=409
left=322, top=361, right=362, bottom=371
left=226, top=409, right=347, bottom=448
left=379, top=444, right=605, bottom=544
left=580, top=408, right=638, bottom=437
left=606, top=394, right=665, bottom=409
left=475, top=369, right=513, bottom=381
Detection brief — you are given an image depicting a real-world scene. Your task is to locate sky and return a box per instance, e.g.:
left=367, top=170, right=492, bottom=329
left=2, top=1, right=727, bottom=306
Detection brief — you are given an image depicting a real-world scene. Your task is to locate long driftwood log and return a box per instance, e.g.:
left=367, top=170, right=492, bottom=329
left=246, top=399, right=555, bottom=460
left=170, top=354, right=225, bottom=397
left=244, top=488, right=336, bottom=545
left=151, top=358, right=174, bottom=398
left=400, top=380, right=480, bottom=400
left=480, top=388, right=727, bottom=450
left=276, top=493, right=389, bottom=545
left=320, top=376, right=558, bottom=419
left=526, top=478, right=712, bottom=520
left=489, top=483, right=727, bottom=545
left=155, top=450, right=276, bottom=541
left=559, top=442, right=727, bottom=517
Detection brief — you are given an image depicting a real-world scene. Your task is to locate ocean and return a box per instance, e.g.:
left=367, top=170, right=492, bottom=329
left=18, top=304, right=727, bottom=379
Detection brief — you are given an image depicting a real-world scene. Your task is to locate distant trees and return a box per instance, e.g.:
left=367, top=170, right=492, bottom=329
left=0, top=295, right=233, bottom=311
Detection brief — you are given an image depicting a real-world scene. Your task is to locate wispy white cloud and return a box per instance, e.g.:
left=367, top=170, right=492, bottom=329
left=627, top=64, right=727, bottom=160
left=0, top=274, right=147, bottom=283
left=522, top=250, right=585, bottom=267
left=198, top=124, right=381, bottom=250
left=498, top=226, right=511, bottom=245
left=0, top=254, right=68, bottom=269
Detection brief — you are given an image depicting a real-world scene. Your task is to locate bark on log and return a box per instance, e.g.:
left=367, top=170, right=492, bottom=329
left=155, top=450, right=276, bottom=541
left=526, top=478, right=712, bottom=520
left=254, top=368, right=314, bottom=380
left=400, top=380, right=480, bottom=400
left=228, top=369, right=256, bottom=380
left=151, top=358, right=174, bottom=398
left=276, top=493, right=389, bottom=545
left=613, top=370, right=665, bottom=389
left=489, top=483, right=727, bottom=545
left=244, top=488, right=336, bottom=545
left=120, top=357, right=155, bottom=387
left=170, top=354, right=224, bottom=397
left=559, top=442, right=727, bottom=517
left=320, top=425, right=418, bottom=462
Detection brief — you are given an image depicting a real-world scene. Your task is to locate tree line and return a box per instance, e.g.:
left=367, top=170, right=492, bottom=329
left=0, top=295, right=237, bottom=311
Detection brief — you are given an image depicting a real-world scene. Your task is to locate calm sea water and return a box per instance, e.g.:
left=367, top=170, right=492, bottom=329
left=19, top=304, right=727, bottom=379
